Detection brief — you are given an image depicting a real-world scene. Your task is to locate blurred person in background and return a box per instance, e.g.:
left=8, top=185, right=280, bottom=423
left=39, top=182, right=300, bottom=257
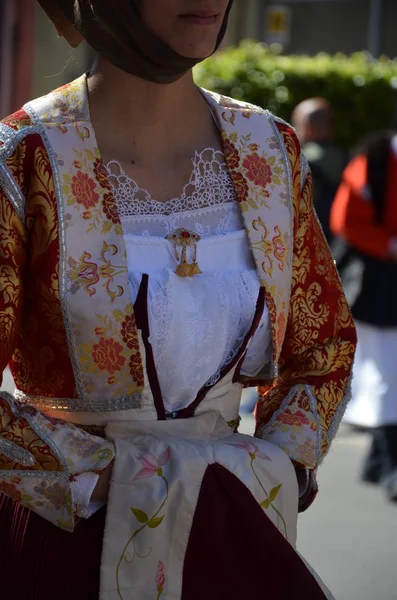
left=331, top=130, right=397, bottom=502
left=0, top=1, right=355, bottom=598
left=292, top=98, right=346, bottom=244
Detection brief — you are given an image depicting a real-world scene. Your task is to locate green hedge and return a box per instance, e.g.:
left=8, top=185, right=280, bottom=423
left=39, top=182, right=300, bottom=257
left=194, top=42, right=397, bottom=150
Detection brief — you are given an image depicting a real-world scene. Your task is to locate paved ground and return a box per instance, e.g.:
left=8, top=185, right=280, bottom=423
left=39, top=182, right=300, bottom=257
left=2, top=371, right=397, bottom=599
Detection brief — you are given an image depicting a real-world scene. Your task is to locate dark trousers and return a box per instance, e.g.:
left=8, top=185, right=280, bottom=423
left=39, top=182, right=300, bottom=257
left=362, top=425, right=397, bottom=483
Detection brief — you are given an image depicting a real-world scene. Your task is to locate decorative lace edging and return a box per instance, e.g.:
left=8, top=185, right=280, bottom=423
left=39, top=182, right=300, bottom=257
left=106, top=147, right=237, bottom=218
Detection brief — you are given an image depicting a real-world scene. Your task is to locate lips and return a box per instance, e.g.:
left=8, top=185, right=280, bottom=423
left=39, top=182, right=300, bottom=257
left=179, top=10, right=219, bottom=25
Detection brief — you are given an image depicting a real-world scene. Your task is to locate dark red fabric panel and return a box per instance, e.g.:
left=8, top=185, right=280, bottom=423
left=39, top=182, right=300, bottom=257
left=0, top=494, right=105, bottom=600
left=182, top=463, right=327, bottom=600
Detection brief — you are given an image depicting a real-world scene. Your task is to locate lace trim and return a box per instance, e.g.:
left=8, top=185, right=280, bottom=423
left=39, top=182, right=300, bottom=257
left=121, top=203, right=244, bottom=239
left=106, top=147, right=236, bottom=217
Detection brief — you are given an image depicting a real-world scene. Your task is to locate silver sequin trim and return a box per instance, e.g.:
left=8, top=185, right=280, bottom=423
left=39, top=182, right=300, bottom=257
left=303, top=384, right=324, bottom=465
left=0, top=469, right=67, bottom=481
left=0, top=391, right=69, bottom=480
left=326, top=375, right=353, bottom=448
left=0, top=161, right=26, bottom=221
left=300, top=153, right=310, bottom=192
left=14, top=389, right=144, bottom=412
left=0, top=439, right=35, bottom=467
left=0, top=124, right=38, bottom=221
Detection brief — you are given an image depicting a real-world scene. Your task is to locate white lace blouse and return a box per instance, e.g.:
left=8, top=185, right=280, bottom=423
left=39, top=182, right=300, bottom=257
left=107, top=148, right=273, bottom=413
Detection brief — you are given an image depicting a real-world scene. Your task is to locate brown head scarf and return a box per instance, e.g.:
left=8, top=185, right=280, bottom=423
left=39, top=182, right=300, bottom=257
left=44, top=0, right=234, bottom=84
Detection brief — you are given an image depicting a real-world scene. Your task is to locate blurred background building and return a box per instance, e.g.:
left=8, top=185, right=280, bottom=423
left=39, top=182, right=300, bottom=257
left=231, top=0, right=396, bottom=57
left=0, top=0, right=91, bottom=117
left=1, top=0, right=397, bottom=118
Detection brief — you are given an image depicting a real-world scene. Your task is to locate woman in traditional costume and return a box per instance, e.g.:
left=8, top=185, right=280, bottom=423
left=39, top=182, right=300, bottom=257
left=331, top=131, right=397, bottom=501
left=0, top=1, right=356, bottom=598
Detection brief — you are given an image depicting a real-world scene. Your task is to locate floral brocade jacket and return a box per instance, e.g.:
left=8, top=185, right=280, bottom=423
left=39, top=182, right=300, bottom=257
left=0, top=76, right=356, bottom=528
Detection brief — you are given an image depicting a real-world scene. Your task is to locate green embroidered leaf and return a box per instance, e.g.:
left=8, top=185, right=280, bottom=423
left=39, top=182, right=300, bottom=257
left=269, top=484, right=283, bottom=502
left=260, top=499, right=271, bottom=509
left=148, top=515, right=165, bottom=529
left=130, top=508, right=149, bottom=523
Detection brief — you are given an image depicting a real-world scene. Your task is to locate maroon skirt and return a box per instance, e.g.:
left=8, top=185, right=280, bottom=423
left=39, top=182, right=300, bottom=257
left=0, top=465, right=327, bottom=599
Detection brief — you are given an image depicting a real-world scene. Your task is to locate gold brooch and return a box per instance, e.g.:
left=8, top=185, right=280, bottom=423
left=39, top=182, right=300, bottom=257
left=166, top=229, right=202, bottom=278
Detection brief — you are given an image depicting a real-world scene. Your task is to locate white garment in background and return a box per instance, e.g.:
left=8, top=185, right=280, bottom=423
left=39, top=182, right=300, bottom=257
left=344, top=320, right=397, bottom=427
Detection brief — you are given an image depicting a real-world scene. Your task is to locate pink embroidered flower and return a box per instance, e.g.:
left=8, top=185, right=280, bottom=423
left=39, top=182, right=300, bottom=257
left=243, top=153, right=272, bottom=187
left=71, top=171, right=99, bottom=209
left=133, top=448, right=171, bottom=480
left=156, top=561, right=165, bottom=593
left=232, top=440, right=271, bottom=461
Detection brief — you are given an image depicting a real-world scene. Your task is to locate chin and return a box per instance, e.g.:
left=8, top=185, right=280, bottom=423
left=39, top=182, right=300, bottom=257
left=174, top=40, right=218, bottom=59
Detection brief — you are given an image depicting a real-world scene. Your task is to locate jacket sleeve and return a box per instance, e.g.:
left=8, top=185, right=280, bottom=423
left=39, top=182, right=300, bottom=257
left=255, top=163, right=357, bottom=480
left=0, top=127, right=115, bottom=531
left=330, top=155, right=394, bottom=259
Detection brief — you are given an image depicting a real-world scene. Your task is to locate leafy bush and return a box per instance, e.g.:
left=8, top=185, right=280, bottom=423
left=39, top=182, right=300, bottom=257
left=195, top=42, right=397, bottom=150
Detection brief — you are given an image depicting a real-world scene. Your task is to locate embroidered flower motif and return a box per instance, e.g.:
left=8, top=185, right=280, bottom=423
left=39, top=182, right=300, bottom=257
left=129, top=353, right=144, bottom=387
left=71, top=171, right=99, bottom=209
left=294, top=438, right=316, bottom=466
left=276, top=409, right=310, bottom=428
left=133, top=448, right=171, bottom=480
left=66, top=435, right=102, bottom=459
left=223, top=139, right=240, bottom=169
left=121, top=314, right=139, bottom=351
left=243, top=153, right=273, bottom=187
left=82, top=210, right=92, bottom=220
left=92, top=338, right=126, bottom=374
left=93, top=158, right=111, bottom=190
left=232, top=440, right=272, bottom=461
left=33, top=481, right=68, bottom=510
left=156, top=561, right=165, bottom=596
left=0, top=481, right=22, bottom=503
left=230, top=171, right=249, bottom=203
left=102, top=192, right=120, bottom=224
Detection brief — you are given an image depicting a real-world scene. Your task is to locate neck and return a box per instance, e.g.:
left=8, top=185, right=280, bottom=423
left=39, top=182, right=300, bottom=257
left=87, top=57, right=206, bottom=154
